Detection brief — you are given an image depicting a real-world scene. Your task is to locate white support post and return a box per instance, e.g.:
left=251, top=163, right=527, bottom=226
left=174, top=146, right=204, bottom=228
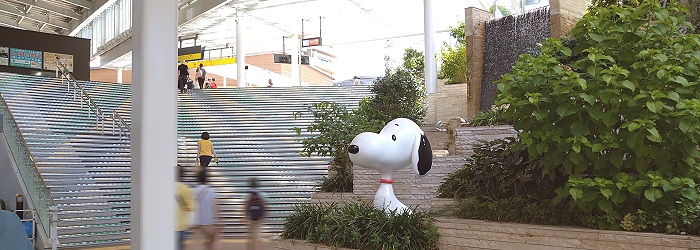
left=291, top=34, right=301, bottom=86
left=131, top=0, right=177, bottom=249
left=50, top=206, right=58, bottom=250
left=424, top=0, right=438, bottom=93
left=236, top=9, right=246, bottom=88
left=117, top=68, right=123, bottom=84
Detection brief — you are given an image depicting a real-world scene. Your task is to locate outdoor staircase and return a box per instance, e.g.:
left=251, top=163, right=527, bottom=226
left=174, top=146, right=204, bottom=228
left=0, top=72, right=372, bottom=248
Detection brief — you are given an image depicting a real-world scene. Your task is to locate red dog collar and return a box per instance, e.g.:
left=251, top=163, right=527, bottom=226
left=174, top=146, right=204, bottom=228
left=380, top=179, right=394, bottom=184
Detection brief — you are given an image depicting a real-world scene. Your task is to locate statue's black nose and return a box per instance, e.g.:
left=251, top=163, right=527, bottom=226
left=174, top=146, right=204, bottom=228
left=348, top=145, right=359, bottom=154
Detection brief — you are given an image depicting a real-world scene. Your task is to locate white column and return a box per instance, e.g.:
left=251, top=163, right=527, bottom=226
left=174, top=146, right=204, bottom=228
left=131, top=0, right=177, bottom=248
left=236, top=9, right=245, bottom=87
left=424, top=0, right=437, bottom=93
left=117, top=68, right=123, bottom=84
left=223, top=76, right=227, bottom=88
left=291, top=34, right=301, bottom=86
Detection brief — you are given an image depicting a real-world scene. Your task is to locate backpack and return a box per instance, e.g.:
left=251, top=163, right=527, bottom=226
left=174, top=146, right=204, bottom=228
left=247, top=191, right=265, bottom=221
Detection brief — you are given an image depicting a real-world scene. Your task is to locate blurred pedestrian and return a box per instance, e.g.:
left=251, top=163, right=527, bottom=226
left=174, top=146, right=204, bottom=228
left=197, top=132, right=218, bottom=168
left=353, top=76, right=361, bottom=86
left=196, top=63, right=207, bottom=89
left=176, top=165, right=195, bottom=250
left=210, top=78, right=218, bottom=89
left=192, top=170, right=221, bottom=250
left=178, top=60, right=189, bottom=94
left=267, top=79, right=273, bottom=87
left=245, top=177, right=266, bottom=250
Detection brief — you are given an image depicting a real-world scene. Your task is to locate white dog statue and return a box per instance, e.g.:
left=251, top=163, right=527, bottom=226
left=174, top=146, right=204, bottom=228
left=347, top=118, right=432, bottom=213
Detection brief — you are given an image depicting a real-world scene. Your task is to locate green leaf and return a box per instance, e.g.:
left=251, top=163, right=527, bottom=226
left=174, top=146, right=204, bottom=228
left=577, top=78, right=587, bottom=89
left=557, top=104, right=577, bottom=118
left=560, top=47, right=572, bottom=56
left=589, top=32, right=606, bottom=43
left=672, top=76, right=689, bottom=86
left=611, top=191, right=626, bottom=204
left=602, top=111, right=617, bottom=127
left=667, top=91, right=679, bottom=101
left=646, top=127, right=662, bottom=143
left=646, top=100, right=663, bottom=113
left=600, top=188, right=613, bottom=199
left=570, top=188, right=583, bottom=200
left=534, top=109, right=548, bottom=119
left=586, top=107, right=603, bottom=119
left=620, top=80, right=635, bottom=91
left=644, top=188, right=663, bottom=202
left=571, top=121, right=591, bottom=136
left=591, top=143, right=606, bottom=152
left=655, top=54, right=668, bottom=63
left=598, top=199, right=613, bottom=213
left=579, top=93, right=596, bottom=105
left=681, top=188, right=699, bottom=201
left=611, top=151, right=623, bottom=168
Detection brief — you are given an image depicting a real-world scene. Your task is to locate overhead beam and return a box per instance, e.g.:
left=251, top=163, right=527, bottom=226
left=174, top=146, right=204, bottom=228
left=8, top=0, right=82, bottom=20
left=0, top=14, right=41, bottom=32
left=178, top=0, right=235, bottom=26
left=0, top=2, right=71, bottom=31
left=57, top=0, right=94, bottom=10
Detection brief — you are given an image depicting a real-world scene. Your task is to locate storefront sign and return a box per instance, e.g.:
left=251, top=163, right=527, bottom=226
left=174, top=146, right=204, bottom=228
left=10, top=48, right=42, bottom=69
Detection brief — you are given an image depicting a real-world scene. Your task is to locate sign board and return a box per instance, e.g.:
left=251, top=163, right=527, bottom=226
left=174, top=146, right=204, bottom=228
left=178, top=46, right=204, bottom=62
left=10, top=48, right=42, bottom=69
left=0, top=47, right=8, bottom=66
left=44, top=52, right=74, bottom=72
left=22, top=221, right=33, bottom=236
left=300, top=55, right=310, bottom=65
left=302, top=37, right=322, bottom=47
left=274, top=54, right=291, bottom=64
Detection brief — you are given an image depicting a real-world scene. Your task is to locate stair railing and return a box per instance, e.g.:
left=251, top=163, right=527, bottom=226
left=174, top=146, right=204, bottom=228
left=0, top=95, right=55, bottom=239
left=54, top=59, right=130, bottom=140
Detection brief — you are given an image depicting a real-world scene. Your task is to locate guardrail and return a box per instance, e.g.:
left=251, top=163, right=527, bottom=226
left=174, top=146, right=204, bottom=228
left=0, top=95, right=55, bottom=238
left=55, top=59, right=130, bottom=140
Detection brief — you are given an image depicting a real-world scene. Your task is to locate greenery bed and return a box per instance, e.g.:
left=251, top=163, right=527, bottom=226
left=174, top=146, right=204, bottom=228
left=282, top=202, right=439, bottom=250
left=438, top=1, right=700, bottom=235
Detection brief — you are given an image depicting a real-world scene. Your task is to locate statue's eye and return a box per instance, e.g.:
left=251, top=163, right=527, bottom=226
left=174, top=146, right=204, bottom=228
left=392, top=135, right=396, bottom=141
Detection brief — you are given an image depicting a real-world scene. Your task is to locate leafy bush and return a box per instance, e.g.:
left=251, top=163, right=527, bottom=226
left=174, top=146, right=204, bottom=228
left=495, top=1, right=700, bottom=230
left=437, top=138, right=565, bottom=200
left=294, top=101, right=382, bottom=192
left=467, top=106, right=512, bottom=127
left=295, top=52, right=428, bottom=192
left=440, top=22, right=469, bottom=84
left=402, top=48, right=424, bottom=78
left=450, top=196, right=583, bottom=226
left=282, top=201, right=439, bottom=250
left=361, top=66, right=427, bottom=126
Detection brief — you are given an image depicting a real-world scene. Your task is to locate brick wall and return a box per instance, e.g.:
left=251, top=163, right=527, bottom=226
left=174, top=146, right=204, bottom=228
left=454, top=125, right=517, bottom=155
left=464, top=7, right=492, bottom=119
left=351, top=156, right=467, bottom=211
left=425, top=80, right=469, bottom=126
left=91, top=68, right=132, bottom=84
left=550, top=0, right=588, bottom=38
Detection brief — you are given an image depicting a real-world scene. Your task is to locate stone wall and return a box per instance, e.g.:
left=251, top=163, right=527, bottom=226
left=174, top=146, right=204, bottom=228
left=436, top=218, right=700, bottom=250
left=464, top=7, right=493, bottom=119
left=424, top=80, right=468, bottom=126
left=454, top=125, right=517, bottom=156
left=351, top=156, right=467, bottom=211
left=550, top=0, right=588, bottom=38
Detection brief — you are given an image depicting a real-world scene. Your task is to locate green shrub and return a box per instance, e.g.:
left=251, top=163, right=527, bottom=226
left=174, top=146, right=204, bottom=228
left=450, top=196, right=584, bottom=226
left=437, top=138, right=565, bottom=200
left=495, top=1, right=700, bottom=230
left=439, top=22, right=469, bottom=84
left=467, top=106, right=513, bottom=127
left=282, top=201, right=439, bottom=250
left=362, top=67, right=427, bottom=125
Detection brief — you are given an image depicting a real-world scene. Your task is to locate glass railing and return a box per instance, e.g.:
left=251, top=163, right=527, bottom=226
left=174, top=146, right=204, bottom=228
left=0, top=94, right=55, bottom=237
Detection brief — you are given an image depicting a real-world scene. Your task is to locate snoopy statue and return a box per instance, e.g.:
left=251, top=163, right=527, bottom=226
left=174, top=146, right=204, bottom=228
left=347, top=118, right=432, bottom=213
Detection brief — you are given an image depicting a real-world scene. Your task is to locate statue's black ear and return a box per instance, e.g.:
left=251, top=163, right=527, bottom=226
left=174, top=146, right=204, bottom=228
left=417, top=134, right=432, bottom=175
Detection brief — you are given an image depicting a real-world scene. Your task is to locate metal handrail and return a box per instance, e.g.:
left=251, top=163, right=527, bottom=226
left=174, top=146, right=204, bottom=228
left=54, top=59, right=130, bottom=139
left=0, top=94, right=55, bottom=238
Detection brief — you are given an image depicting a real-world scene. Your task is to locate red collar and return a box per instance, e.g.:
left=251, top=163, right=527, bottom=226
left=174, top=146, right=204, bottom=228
left=380, top=179, right=394, bottom=184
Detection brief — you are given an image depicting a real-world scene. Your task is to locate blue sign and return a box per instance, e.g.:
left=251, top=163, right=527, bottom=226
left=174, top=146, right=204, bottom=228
left=22, top=221, right=33, bottom=236
left=10, top=48, right=42, bottom=69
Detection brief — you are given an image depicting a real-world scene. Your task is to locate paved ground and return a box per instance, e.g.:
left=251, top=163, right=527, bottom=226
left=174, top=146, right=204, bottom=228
left=73, top=238, right=275, bottom=250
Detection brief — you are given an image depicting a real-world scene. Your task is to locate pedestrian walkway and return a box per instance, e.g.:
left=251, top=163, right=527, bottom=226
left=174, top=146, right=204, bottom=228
left=72, top=238, right=275, bottom=250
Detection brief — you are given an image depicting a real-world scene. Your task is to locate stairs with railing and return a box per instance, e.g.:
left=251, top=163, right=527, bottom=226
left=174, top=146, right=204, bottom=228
left=0, top=72, right=372, bottom=248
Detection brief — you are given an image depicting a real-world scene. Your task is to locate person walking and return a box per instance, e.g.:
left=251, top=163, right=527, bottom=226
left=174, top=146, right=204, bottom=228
left=176, top=165, right=195, bottom=250
left=192, top=170, right=220, bottom=250
left=178, top=60, right=190, bottom=94
left=197, top=132, right=217, bottom=168
left=196, top=63, right=207, bottom=89
left=245, top=177, right=266, bottom=250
